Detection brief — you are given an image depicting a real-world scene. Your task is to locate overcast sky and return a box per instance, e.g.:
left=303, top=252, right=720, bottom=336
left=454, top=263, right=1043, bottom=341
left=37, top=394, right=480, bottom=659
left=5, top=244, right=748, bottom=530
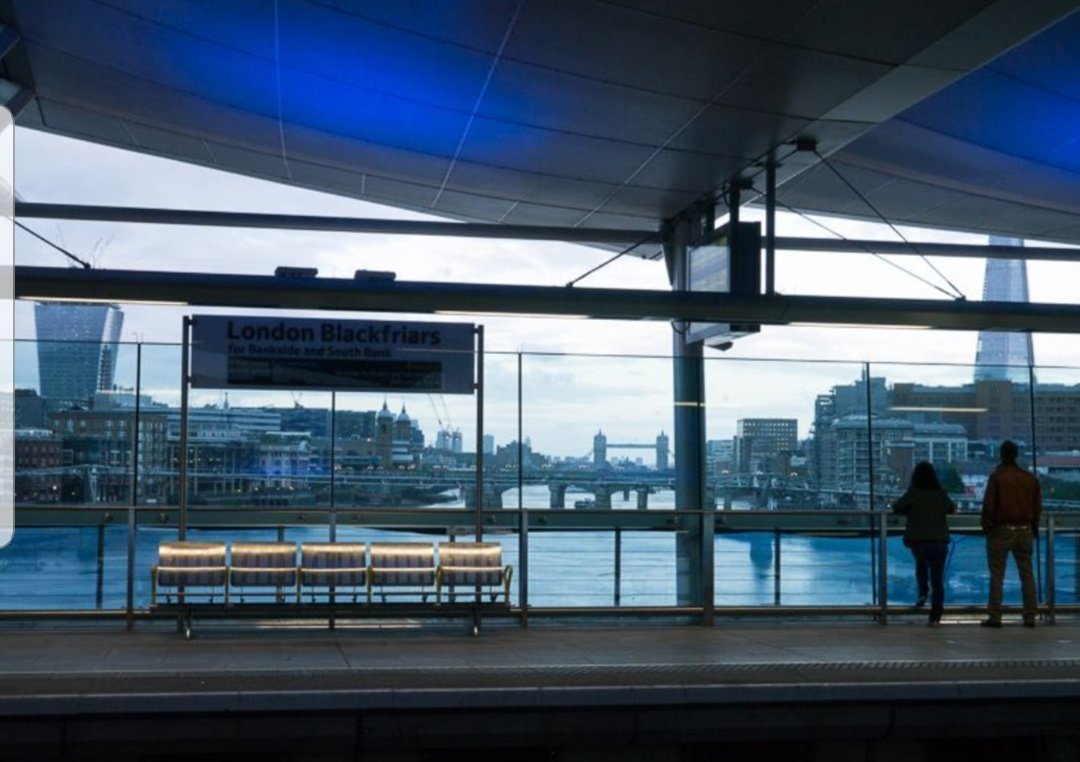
left=13, top=128, right=1080, bottom=456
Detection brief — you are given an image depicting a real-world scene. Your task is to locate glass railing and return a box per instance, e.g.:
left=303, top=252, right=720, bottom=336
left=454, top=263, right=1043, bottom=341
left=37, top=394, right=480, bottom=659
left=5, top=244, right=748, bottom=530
left=6, top=506, right=1079, bottom=620
left=6, top=341, right=1079, bottom=622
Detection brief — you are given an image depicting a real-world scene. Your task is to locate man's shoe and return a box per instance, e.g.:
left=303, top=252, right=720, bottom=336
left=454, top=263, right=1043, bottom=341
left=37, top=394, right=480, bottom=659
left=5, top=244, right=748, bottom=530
left=1023, top=619, right=1036, bottom=628
left=980, top=619, right=1002, bottom=628
left=915, top=596, right=927, bottom=608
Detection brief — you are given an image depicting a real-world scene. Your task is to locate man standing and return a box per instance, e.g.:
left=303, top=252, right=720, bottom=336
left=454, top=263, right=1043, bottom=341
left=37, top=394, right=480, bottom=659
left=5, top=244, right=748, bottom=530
left=981, top=439, right=1042, bottom=628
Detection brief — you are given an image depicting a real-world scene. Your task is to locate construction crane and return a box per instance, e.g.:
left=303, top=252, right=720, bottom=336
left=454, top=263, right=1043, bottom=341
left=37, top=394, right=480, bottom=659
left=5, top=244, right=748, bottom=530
left=427, top=394, right=458, bottom=448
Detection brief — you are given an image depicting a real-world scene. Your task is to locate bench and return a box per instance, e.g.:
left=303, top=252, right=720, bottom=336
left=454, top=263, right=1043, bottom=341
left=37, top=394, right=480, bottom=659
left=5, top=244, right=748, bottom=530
left=151, top=541, right=228, bottom=605
left=150, top=539, right=512, bottom=637
left=436, top=542, right=513, bottom=604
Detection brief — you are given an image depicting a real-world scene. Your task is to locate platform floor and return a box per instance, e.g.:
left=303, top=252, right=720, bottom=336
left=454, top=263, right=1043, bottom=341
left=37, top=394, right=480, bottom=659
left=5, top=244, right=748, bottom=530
left=4, top=615, right=1080, bottom=759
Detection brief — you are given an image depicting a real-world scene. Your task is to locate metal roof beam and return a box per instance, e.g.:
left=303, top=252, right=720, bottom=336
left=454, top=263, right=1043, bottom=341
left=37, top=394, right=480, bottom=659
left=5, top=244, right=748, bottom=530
left=15, top=266, right=1080, bottom=334
left=14, top=202, right=656, bottom=245
left=777, top=237, right=1080, bottom=262
left=18, top=203, right=1080, bottom=263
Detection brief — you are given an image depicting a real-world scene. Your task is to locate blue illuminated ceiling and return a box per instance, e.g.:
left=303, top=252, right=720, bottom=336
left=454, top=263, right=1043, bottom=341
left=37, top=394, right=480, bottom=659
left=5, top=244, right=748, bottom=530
left=782, top=6, right=1080, bottom=242
left=4, top=0, right=1080, bottom=243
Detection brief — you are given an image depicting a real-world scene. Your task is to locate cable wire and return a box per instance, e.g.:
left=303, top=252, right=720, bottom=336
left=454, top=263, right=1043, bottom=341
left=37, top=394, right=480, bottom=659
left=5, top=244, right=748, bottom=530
left=768, top=194, right=961, bottom=299
left=813, top=150, right=966, bottom=300
left=565, top=230, right=662, bottom=287
left=15, top=220, right=92, bottom=269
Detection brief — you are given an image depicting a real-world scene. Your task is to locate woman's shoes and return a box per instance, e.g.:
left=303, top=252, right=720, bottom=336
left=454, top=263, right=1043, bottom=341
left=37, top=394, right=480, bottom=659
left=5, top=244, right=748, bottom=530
left=927, top=619, right=941, bottom=627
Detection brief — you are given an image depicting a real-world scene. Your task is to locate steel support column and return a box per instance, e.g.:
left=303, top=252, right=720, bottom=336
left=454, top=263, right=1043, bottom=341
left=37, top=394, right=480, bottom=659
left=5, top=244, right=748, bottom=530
left=669, top=216, right=712, bottom=620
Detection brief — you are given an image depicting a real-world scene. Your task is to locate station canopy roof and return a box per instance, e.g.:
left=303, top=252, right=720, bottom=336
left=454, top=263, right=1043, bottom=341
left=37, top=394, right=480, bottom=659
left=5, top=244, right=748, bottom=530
left=5, top=0, right=1080, bottom=247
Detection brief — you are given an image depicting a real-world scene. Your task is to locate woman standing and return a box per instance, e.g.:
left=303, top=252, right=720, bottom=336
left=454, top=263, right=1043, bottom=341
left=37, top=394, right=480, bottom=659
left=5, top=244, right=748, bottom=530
left=892, top=461, right=957, bottom=626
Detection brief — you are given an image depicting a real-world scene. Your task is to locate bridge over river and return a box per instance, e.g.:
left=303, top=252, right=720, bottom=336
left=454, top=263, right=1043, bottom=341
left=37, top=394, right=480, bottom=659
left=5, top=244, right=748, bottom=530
left=446, top=469, right=814, bottom=510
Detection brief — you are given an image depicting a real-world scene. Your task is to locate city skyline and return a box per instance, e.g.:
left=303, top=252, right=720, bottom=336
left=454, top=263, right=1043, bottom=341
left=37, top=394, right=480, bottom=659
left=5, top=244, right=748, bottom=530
left=16, top=335, right=1077, bottom=463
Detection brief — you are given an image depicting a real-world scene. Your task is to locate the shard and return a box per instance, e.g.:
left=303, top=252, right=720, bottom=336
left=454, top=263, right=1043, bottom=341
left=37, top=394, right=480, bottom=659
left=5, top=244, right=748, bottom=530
left=973, top=237, right=1033, bottom=384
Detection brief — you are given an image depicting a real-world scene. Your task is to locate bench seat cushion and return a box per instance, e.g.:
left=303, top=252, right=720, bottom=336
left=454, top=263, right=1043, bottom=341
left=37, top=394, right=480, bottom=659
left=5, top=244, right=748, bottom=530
left=438, top=542, right=505, bottom=587
left=230, top=542, right=298, bottom=587
left=156, top=541, right=227, bottom=587
left=369, top=542, right=436, bottom=586
left=300, top=543, right=367, bottom=586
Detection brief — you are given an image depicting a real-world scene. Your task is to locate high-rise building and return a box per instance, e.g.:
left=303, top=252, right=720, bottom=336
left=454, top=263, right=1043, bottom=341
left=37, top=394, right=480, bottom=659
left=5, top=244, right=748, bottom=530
left=34, top=302, right=124, bottom=410
left=974, top=237, right=1033, bottom=384
left=734, top=418, right=797, bottom=474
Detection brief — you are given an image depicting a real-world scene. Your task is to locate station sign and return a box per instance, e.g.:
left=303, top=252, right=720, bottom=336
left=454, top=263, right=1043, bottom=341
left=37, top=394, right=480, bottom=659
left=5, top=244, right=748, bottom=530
left=190, top=315, right=475, bottom=394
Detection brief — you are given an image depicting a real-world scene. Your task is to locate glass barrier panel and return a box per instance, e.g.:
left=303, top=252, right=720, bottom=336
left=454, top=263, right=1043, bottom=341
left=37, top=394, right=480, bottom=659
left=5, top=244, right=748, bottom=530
left=716, top=528, right=877, bottom=607
left=703, top=358, right=869, bottom=511
left=137, top=343, right=182, bottom=506
left=16, top=340, right=143, bottom=506
left=780, top=531, right=877, bottom=606
left=869, top=360, right=1029, bottom=513
left=182, top=387, right=332, bottom=509
left=1031, top=367, right=1080, bottom=512
left=1050, top=521, right=1080, bottom=607
left=715, top=531, right=778, bottom=606
left=617, top=530, right=678, bottom=606
left=938, top=527, right=991, bottom=607
left=0, top=525, right=131, bottom=610
left=526, top=530, right=615, bottom=607
left=482, top=352, right=523, bottom=509
left=333, top=391, right=471, bottom=510
left=888, top=531, right=980, bottom=610
left=134, top=524, right=178, bottom=609
left=519, top=352, right=674, bottom=511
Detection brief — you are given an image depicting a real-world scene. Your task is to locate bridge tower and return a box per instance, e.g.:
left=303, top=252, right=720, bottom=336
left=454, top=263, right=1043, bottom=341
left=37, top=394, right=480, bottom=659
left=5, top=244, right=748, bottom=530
left=593, top=429, right=607, bottom=467
left=656, top=431, right=669, bottom=470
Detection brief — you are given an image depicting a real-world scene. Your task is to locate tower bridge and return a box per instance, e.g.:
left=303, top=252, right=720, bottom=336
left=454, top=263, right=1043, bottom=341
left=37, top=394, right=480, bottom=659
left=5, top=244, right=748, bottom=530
left=593, top=430, right=670, bottom=470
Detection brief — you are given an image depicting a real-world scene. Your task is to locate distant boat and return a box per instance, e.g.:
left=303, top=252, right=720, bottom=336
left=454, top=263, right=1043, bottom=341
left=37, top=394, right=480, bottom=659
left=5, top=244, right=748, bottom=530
left=574, top=498, right=595, bottom=509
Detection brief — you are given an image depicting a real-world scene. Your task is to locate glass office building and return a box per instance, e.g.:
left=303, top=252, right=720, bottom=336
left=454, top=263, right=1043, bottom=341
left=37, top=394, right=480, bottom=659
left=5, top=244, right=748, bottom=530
left=33, top=302, right=124, bottom=410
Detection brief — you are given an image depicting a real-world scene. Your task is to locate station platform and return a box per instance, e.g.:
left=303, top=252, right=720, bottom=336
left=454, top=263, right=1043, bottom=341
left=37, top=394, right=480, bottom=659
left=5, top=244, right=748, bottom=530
left=3, top=615, right=1080, bottom=760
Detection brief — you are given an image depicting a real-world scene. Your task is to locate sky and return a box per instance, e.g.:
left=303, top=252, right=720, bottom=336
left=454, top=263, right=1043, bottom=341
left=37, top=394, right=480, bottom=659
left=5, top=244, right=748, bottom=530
left=13, top=128, right=1080, bottom=457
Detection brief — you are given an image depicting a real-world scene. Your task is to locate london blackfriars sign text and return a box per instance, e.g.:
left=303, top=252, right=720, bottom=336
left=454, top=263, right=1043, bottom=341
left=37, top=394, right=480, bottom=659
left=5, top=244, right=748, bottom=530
left=190, top=315, right=475, bottom=393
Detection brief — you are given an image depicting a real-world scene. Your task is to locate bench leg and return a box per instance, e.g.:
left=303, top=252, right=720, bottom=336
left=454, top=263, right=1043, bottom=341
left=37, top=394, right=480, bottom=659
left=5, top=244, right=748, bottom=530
left=178, top=610, right=194, bottom=640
